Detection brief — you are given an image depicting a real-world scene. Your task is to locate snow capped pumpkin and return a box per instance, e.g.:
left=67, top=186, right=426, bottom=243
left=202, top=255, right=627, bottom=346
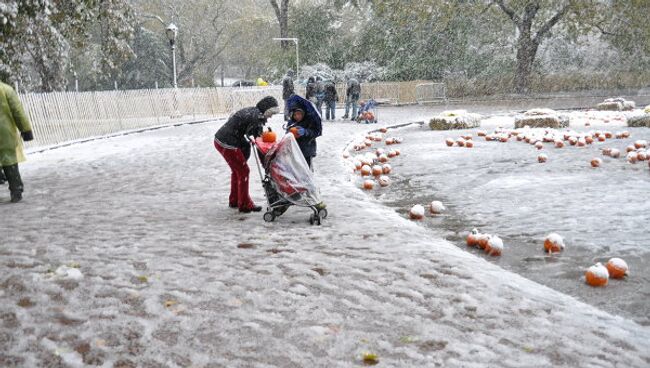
left=585, top=135, right=595, bottom=144
left=378, top=154, right=389, bottom=163
left=610, top=148, right=621, bottom=158
left=554, top=140, right=564, bottom=148
left=362, top=179, right=374, bottom=190
left=409, top=205, right=425, bottom=220
left=622, top=131, right=630, bottom=138
left=534, top=141, right=544, bottom=150
left=378, top=175, right=391, bottom=187
left=360, top=165, right=372, bottom=176
left=585, top=263, right=609, bottom=287
left=544, top=233, right=565, bottom=253
left=634, top=140, right=648, bottom=149
left=465, top=140, right=474, bottom=148
left=353, top=160, right=362, bottom=170
left=466, top=228, right=480, bottom=247
left=577, top=137, right=586, bottom=147
left=627, top=152, right=638, bottom=164
left=382, top=163, right=392, bottom=174
left=380, top=127, right=388, bottom=133
left=538, top=153, right=548, bottom=163
left=387, top=150, right=397, bottom=158
left=606, top=258, right=628, bottom=279
left=477, top=234, right=490, bottom=250
left=626, top=145, right=636, bottom=153
left=371, top=165, right=383, bottom=177
left=637, top=150, right=648, bottom=161
left=485, top=235, right=503, bottom=256
left=444, top=138, right=455, bottom=147
left=477, top=130, right=487, bottom=137
left=429, top=201, right=445, bottom=214
left=456, top=138, right=466, bottom=147
left=590, top=158, right=602, bottom=168
left=394, top=149, right=401, bottom=156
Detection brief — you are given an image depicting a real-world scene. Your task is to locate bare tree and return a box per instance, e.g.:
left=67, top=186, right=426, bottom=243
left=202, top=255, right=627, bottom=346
left=269, top=0, right=290, bottom=49
left=493, top=0, right=570, bottom=94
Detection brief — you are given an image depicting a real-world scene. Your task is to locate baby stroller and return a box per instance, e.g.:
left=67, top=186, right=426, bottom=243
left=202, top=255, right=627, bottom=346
left=249, top=133, right=328, bottom=225
left=356, top=99, right=379, bottom=124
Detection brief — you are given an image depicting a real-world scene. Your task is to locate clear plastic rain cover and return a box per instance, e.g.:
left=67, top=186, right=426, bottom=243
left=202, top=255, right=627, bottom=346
left=265, top=133, right=322, bottom=206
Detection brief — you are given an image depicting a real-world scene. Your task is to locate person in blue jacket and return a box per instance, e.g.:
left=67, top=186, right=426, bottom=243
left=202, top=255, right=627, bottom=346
left=286, top=95, right=322, bottom=169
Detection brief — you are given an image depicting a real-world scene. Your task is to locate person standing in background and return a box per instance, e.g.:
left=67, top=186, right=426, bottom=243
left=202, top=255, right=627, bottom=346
left=323, top=80, right=338, bottom=121
left=0, top=80, right=34, bottom=203
left=282, top=69, right=295, bottom=121
left=342, top=77, right=361, bottom=120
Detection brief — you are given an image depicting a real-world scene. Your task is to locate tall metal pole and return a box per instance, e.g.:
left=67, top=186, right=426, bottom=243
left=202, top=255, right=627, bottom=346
left=295, top=39, right=299, bottom=80
left=171, top=43, right=178, bottom=88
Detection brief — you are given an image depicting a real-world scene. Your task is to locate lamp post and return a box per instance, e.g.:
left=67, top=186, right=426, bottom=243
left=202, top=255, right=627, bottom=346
left=166, top=23, right=178, bottom=88
left=273, top=37, right=299, bottom=79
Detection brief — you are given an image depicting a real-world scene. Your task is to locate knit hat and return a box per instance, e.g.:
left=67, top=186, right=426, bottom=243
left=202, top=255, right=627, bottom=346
left=256, top=96, right=279, bottom=113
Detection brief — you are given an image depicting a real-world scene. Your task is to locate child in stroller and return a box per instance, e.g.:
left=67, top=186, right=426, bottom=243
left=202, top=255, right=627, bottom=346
left=250, top=133, right=328, bottom=225
left=356, top=99, right=378, bottom=124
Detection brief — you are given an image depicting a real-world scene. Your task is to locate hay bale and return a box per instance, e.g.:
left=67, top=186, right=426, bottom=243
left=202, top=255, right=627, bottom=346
left=428, top=110, right=482, bottom=130
left=597, top=97, right=635, bottom=111
left=627, top=114, right=650, bottom=128
left=597, top=101, right=623, bottom=111
left=514, top=109, right=569, bottom=129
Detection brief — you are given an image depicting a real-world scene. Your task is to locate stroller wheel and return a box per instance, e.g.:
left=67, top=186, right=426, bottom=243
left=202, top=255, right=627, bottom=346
left=318, top=208, right=328, bottom=219
left=263, top=211, right=276, bottom=222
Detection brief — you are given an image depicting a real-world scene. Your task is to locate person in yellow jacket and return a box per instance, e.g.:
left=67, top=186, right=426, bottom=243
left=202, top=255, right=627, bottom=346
left=0, top=81, right=34, bottom=203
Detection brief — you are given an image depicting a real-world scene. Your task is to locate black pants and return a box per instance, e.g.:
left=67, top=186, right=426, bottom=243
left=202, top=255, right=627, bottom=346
left=2, top=164, right=23, bottom=195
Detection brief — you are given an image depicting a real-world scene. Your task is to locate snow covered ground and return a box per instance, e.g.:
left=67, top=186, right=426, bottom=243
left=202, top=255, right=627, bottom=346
left=1, top=105, right=650, bottom=367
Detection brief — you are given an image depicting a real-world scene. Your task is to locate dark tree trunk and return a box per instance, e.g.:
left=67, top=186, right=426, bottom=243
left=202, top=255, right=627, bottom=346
left=494, top=1, right=569, bottom=94
left=514, top=35, right=539, bottom=94
left=269, top=0, right=290, bottom=50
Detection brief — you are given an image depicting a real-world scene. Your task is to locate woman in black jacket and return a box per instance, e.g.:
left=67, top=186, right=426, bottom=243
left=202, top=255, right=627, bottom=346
left=214, top=96, right=279, bottom=212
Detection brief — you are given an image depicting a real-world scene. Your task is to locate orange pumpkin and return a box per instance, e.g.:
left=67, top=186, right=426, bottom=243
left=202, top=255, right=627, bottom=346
left=290, top=127, right=299, bottom=138
left=585, top=136, right=594, bottom=144
left=544, top=233, right=565, bottom=253
left=409, top=205, right=425, bottom=220
left=465, top=140, right=474, bottom=148
left=590, top=158, right=602, bottom=167
left=606, top=258, right=628, bottom=279
left=445, top=138, right=455, bottom=147
left=456, top=139, right=466, bottom=147
left=378, top=175, right=391, bottom=187
left=554, top=140, right=564, bottom=148
left=380, top=127, right=388, bottom=133
left=538, top=153, right=548, bottom=163
left=477, top=131, right=487, bottom=137
left=262, top=129, right=277, bottom=143
left=362, top=179, right=374, bottom=190
left=360, top=165, right=372, bottom=176
left=466, top=229, right=480, bottom=247
left=635, top=140, right=648, bottom=149
left=585, top=263, right=609, bottom=287
left=622, top=131, right=630, bottom=138
left=371, top=165, right=383, bottom=177
left=477, top=234, right=490, bottom=250
left=597, top=135, right=605, bottom=142
left=604, top=132, right=613, bottom=139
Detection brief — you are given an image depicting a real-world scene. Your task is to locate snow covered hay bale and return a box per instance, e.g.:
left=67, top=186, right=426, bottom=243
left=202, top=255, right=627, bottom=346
left=627, top=114, right=650, bottom=128
left=514, top=108, right=569, bottom=129
left=597, top=97, right=635, bottom=111
left=429, top=110, right=482, bottom=130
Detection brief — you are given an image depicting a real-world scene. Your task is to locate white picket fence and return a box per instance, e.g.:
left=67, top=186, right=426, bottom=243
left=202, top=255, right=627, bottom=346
left=20, top=86, right=283, bottom=149
left=20, top=81, right=438, bottom=150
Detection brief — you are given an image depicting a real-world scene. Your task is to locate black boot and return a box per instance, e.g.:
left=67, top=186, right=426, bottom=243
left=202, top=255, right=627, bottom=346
left=3, top=165, right=24, bottom=203
left=0, top=170, right=5, bottom=185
